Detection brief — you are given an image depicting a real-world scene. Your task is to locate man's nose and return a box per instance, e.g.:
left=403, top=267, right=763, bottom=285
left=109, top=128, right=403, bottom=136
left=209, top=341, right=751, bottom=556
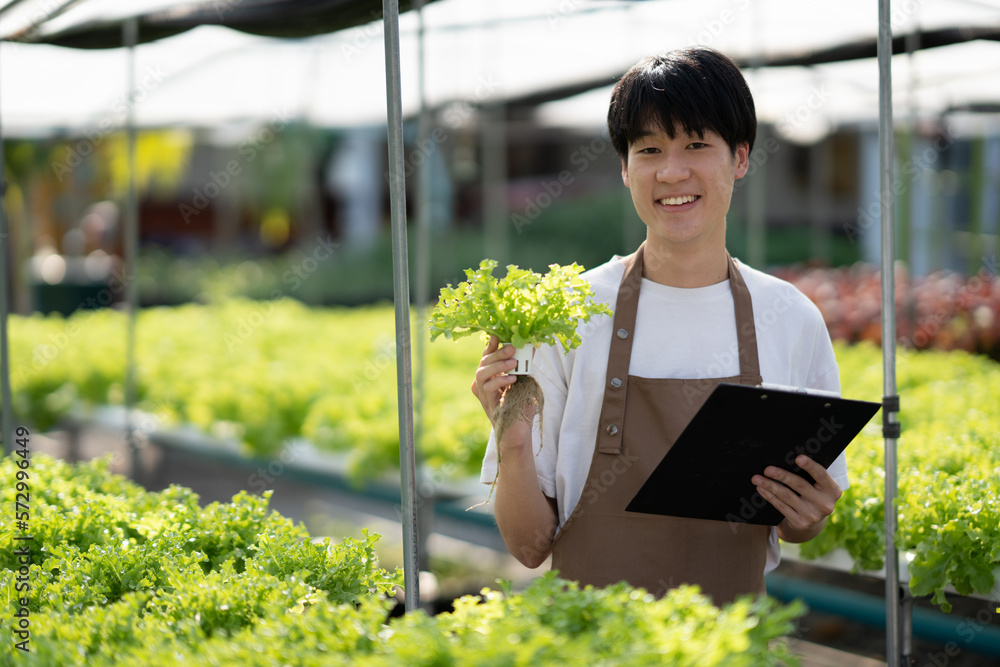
left=656, top=155, right=691, bottom=182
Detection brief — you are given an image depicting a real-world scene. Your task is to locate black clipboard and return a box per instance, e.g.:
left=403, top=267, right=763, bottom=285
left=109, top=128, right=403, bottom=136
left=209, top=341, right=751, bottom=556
left=625, top=383, right=880, bottom=526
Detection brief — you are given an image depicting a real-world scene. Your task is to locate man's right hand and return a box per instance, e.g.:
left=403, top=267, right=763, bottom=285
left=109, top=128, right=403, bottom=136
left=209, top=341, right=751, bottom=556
left=470, top=335, right=519, bottom=427
left=470, top=336, right=556, bottom=568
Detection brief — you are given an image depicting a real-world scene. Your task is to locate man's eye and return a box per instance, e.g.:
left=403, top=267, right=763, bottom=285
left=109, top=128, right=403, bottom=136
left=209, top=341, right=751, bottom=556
left=639, top=147, right=659, bottom=154
left=688, top=142, right=707, bottom=149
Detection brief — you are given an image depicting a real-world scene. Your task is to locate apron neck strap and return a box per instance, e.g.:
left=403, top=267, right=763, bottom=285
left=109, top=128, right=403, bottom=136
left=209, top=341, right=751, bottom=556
left=595, top=243, right=762, bottom=455
left=727, top=254, right=763, bottom=385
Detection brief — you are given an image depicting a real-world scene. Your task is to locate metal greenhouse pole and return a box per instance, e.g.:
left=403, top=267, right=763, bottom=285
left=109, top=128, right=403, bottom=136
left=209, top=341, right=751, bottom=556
left=123, top=17, right=142, bottom=484
left=877, top=0, right=904, bottom=664
left=382, top=0, right=420, bottom=613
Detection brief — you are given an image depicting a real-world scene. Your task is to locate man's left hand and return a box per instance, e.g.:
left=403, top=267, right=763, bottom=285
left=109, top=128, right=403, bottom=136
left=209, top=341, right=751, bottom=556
left=751, top=454, right=843, bottom=543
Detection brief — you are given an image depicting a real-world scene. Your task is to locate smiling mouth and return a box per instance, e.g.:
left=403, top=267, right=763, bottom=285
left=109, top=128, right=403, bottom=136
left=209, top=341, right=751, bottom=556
left=658, top=195, right=699, bottom=206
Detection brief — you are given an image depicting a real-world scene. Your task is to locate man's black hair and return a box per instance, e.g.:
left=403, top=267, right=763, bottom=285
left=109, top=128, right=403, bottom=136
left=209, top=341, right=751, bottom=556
left=608, top=47, right=757, bottom=162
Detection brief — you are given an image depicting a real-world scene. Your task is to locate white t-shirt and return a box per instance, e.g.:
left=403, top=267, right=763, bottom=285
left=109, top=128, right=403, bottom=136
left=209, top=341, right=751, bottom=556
left=480, top=254, right=849, bottom=574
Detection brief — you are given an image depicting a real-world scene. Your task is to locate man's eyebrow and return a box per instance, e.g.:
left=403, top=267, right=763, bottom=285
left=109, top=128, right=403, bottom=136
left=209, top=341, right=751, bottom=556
left=630, top=128, right=658, bottom=144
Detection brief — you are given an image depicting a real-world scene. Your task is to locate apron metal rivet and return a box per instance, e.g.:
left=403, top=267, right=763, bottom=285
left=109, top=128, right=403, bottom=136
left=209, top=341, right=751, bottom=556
left=606, top=424, right=618, bottom=436
left=610, top=377, right=622, bottom=388
left=616, top=328, right=629, bottom=339
left=761, top=394, right=768, bottom=400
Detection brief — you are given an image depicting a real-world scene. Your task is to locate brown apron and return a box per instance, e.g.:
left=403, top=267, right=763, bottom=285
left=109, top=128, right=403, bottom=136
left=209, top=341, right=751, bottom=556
left=550, top=243, right=770, bottom=605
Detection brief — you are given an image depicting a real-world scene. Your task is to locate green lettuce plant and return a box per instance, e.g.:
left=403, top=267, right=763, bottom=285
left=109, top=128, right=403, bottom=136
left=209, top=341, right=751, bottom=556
left=798, top=342, right=1000, bottom=610
left=428, top=259, right=612, bottom=352
left=8, top=302, right=1000, bottom=609
left=428, top=260, right=612, bottom=483
left=0, top=455, right=805, bottom=666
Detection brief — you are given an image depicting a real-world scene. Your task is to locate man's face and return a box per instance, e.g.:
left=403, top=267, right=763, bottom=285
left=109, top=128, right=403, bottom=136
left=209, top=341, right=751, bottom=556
left=621, top=124, right=749, bottom=250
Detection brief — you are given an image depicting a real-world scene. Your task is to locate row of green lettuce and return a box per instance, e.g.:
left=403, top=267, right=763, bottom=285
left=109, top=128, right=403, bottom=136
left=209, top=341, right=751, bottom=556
left=8, top=301, right=1000, bottom=607
left=801, top=341, right=1000, bottom=610
left=0, top=455, right=803, bottom=666
left=13, top=299, right=488, bottom=480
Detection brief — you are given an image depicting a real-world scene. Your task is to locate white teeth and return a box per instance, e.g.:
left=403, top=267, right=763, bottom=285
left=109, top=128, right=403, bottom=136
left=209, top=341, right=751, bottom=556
left=659, top=195, right=697, bottom=206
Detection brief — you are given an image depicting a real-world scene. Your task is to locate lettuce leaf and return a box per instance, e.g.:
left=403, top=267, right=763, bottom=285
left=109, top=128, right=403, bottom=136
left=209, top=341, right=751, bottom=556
left=428, top=259, right=612, bottom=352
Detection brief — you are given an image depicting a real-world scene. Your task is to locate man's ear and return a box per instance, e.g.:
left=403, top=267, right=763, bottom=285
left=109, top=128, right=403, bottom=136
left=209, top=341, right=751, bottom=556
left=621, top=158, right=631, bottom=188
left=734, top=142, right=750, bottom=180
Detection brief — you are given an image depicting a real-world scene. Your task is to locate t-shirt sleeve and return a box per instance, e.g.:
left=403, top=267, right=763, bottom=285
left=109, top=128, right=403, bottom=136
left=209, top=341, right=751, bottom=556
left=531, top=346, right=566, bottom=499
left=479, top=344, right=565, bottom=501
left=478, top=419, right=546, bottom=488
left=479, top=429, right=499, bottom=485
left=806, top=321, right=850, bottom=492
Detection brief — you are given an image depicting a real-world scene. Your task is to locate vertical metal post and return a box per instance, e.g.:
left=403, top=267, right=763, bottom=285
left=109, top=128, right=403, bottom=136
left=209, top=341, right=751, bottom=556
left=382, top=0, right=420, bottom=613
left=877, top=1, right=903, bottom=665
left=0, top=71, right=11, bottom=455
left=123, top=17, right=141, bottom=481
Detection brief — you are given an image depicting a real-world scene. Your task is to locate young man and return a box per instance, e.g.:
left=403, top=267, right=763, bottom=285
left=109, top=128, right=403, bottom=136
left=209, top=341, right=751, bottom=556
left=471, top=47, right=847, bottom=604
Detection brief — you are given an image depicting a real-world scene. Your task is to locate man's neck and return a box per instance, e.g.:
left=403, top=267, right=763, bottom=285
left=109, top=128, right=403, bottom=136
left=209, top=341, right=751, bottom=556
left=640, top=235, right=729, bottom=288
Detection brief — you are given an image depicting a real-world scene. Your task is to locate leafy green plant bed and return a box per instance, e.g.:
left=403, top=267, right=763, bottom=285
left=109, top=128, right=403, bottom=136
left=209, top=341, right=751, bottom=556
left=800, top=342, right=1000, bottom=610
left=8, top=303, right=1000, bottom=608
left=1, top=455, right=804, bottom=666
left=12, top=300, right=488, bottom=481
left=0, top=454, right=400, bottom=665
